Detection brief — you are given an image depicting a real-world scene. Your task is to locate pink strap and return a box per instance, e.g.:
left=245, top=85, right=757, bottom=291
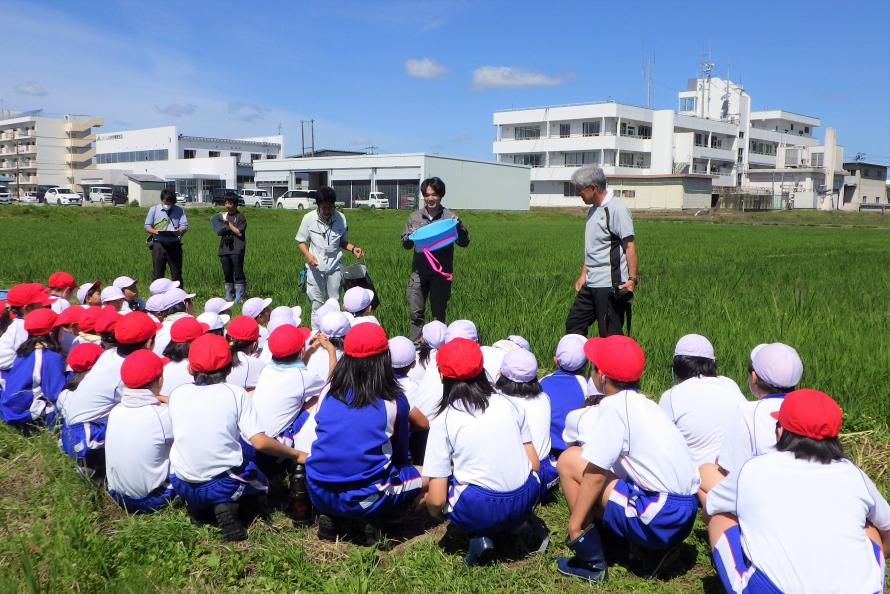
left=418, top=231, right=457, bottom=281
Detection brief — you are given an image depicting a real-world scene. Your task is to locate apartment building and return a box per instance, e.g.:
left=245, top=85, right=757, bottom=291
left=840, top=162, right=889, bottom=209
left=0, top=110, right=103, bottom=199
left=82, top=126, right=283, bottom=201
left=493, top=74, right=841, bottom=208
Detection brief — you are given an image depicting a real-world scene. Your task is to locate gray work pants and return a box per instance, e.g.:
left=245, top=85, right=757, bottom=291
left=407, top=271, right=452, bottom=343
left=306, top=265, right=343, bottom=319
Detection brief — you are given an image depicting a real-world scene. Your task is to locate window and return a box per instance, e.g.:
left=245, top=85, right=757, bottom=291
left=266, top=154, right=277, bottom=159
left=513, top=153, right=543, bottom=167
left=559, top=124, right=571, bottom=138
left=810, top=152, right=824, bottom=167
left=738, top=131, right=744, bottom=138
left=622, top=190, right=636, bottom=198
left=637, top=125, right=652, bottom=138
left=183, top=149, right=196, bottom=159
left=679, top=97, right=697, bottom=112
left=513, top=126, right=540, bottom=140
left=749, top=141, right=775, bottom=156
left=711, top=136, right=722, bottom=149
left=563, top=182, right=580, bottom=197
left=209, top=151, right=220, bottom=158
left=790, top=124, right=794, bottom=130
left=737, top=148, right=744, bottom=163
left=231, top=152, right=241, bottom=162
left=251, top=153, right=261, bottom=161
left=95, top=149, right=168, bottom=163
left=619, top=153, right=636, bottom=167
left=529, top=183, right=535, bottom=193
left=564, top=151, right=598, bottom=166
left=582, top=121, right=601, bottom=137
left=804, top=126, right=810, bottom=134
left=694, top=133, right=707, bottom=147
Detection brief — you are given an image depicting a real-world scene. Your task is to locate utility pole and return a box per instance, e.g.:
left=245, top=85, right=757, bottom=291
left=300, top=120, right=305, bottom=156
left=643, top=56, right=654, bottom=109
left=310, top=119, right=315, bottom=154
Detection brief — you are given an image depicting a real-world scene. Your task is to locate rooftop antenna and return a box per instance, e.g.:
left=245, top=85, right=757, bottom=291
left=276, top=122, right=282, bottom=135
left=701, top=49, right=714, bottom=118
left=643, top=55, right=655, bottom=108
left=364, top=145, right=378, bottom=155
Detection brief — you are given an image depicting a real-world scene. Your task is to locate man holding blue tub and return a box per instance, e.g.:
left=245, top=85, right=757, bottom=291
left=402, top=177, right=470, bottom=344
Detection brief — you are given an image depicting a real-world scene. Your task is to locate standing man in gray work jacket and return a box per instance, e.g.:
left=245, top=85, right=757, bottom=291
left=296, top=186, right=364, bottom=322
left=145, top=189, right=189, bottom=287
left=565, top=165, right=638, bottom=337
left=402, top=176, right=470, bottom=343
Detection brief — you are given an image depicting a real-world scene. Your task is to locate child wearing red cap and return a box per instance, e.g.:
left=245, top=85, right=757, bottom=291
left=422, top=338, right=542, bottom=566
left=225, top=315, right=266, bottom=392
left=707, top=389, right=890, bottom=593
left=47, top=272, right=77, bottom=315
left=60, top=312, right=161, bottom=478
left=305, top=323, right=423, bottom=543
left=54, top=305, right=84, bottom=356
left=556, top=335, right=699, bottom=583
left=0, top=308, right=66, bottom=429
left=167, top=333, right=304, bottom=541
left=55, top=342, right=105, bottom=418
left=159, top=317, right=208, bottom=397
left=105, top=350, right=175, bottom=513
left=0, top=283, right=54, bottom=377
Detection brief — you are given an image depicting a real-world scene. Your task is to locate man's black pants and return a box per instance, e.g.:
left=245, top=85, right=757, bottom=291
left=220, top=254, right=245, bottom=284
left=407, top=272, right=452, bottom=343
left=151, top=241, right=183, bottom=286
left=565, top=286, right=627, bottom=337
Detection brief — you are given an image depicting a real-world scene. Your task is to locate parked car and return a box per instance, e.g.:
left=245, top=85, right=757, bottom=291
left=175, top=193, right=194, bottom=203
left=353, top=191, right=389, bottom=209
left=44, top=187, right=83, bottom=205
left=276, top=189, right=317, bottom=210
left=211, top=188, right=243, bottom=206
left=19, top=191, right=40, bottom=204
left=0, top=186, right=10, bottom=205
left=88, top=186, right=113, bottom=204
left=241, top=188, right=273, bottom=208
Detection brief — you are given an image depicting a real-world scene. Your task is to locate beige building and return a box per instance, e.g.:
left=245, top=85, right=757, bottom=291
left=841, top=162, right=888, bottom=209
left=553, top=174, right=712, bottom=210
left=0, top=110, right=103, bottom=199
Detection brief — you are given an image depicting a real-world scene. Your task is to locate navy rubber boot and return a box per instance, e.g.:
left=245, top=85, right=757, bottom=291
left=464, top=536, right=496, bottom=566
left=224, top=283, right=235, bottom=301
left=556, top=524, right=608, bottom=583
left=234, top=283, right=246, bottom=303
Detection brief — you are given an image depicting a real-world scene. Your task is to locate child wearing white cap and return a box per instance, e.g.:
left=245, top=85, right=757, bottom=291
left=241, top=297, right=272, bottom=348
left=698, top=342, right=803, bottom=505
left=540, top=334, right=589, bottom=458
left=100, top=286, right=127, bottom=312
left=303, top=311, right=348, bottom=380
left=203, top=297, right=235, bottom=316
left=388, top=336, right=431, bottom=463
left=658, top=334, right=745, bottom=468
left=151, top=288, right=196, bottom=356
left=148, top=278, right=179, bottom=296
left=411, top=319, right=479, bottom=423
left=77, top=281, right=102, bottom=307
left=343, top=287, right=380, bottom=327
left=496, top=349, right=557, bottom=498
left=407, top=320, right=446, bottom=383
left=196, top=312, right=229, bottom=336
left=113, top=276, right=144, bottom=313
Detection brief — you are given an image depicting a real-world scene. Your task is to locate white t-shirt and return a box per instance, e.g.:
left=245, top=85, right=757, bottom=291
left=350, top=315, right=381, bottom=327
left=105, top=389, right=173, bottom=498
left=257, top=325, right=269, bottom=350
left=304, top=345, right=343, bottom=381
left=406, top=349, right=435, bottom=383
left=659, top=375, right=747, bottom=467
left=717, top=395, right=785, bottom=474
left=251, top=362, right=326, bottom=437
left=168, top=382, right=264, bottom=482
left=423, top=392, right=533, bottom=492
left=412, top=358, right=444, bottom=420
left=505, top=391, right=552, bottom=461
left=563, top=405, right=598, bottom=447
left=63, top=349, right=125, bottom=424
left=580, top=390, right=699, bottom=495
left=226, top=351, right=265, bottom=391
left=50, top=296, right=70, bottom=314
left=160, top=359, right=193, bottom=397
left=707, top=451, right=890, bottom=594
left=0, top=318, right=27, bottom=371
left=397, top=375, right=420, bottom=410
left=153, top=312, right=192, bottom=357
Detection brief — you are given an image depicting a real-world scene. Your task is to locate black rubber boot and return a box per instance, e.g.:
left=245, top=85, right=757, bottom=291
left=464, top=536, right=497, bottom=566
left=214, top=502, right=248, bottom=541
left=556, top=524, right=608, bottom=583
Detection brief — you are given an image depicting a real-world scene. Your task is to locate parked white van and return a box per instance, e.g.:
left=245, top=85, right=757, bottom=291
left=241, top=188, right=273, bottom=208
left=89, top=186, right=113, bottom=204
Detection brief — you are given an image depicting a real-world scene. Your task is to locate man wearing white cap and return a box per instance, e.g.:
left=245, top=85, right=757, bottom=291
left=242, top=297, right=272, bottom=348
left=203, top=297, right=235, bottom=316
left=658, top=334, right=746, bottom=468
left=152, top=288, right=197, bottom=356
left=343, top=287, right=380, bottom=327
left=113, top=276, right=144, bottom=313
left=540, top=334, right=589, bottom=457
left=698, top=342, right=803, bottom=504
left=295, top=187, right=364, bottom=320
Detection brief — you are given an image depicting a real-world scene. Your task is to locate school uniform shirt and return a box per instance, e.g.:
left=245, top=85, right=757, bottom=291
left=251, top=361, right=325, bottom=437
left=658, top=375, right=747, bottom=467
left=257, top=326, right=269, bottom=351
left=540, top=369, right=588, bottom=452
left=410, top=358, right=443, bottom=421
left=707, top=451, right=890, bottom=594
left=716, top=395, right=785, bottom=475
left=153, top=312, right=193, bottom=357
left=295, top=209, right=349, bottom=274
left=304, top=345, right=343, bottom=381
left=504, top=392, right=552, bottom=461
left=406, top=350, right=435, bottom=383
left=225, top=351, right=265, bottom=391
left=423, top=393, right=533, bottom=492
left=160, top=359, right=193, bottom=397
left=306, top=390, right=411, bottom=484
left=563, top=405, right=598, bottom=447
left=0, top=318, right=27, bottom=371
left=105, top=389, right=173, bottom=498
left=584, top=189, right=634, bottom=288
left=62, top=349, right=125, bottom=424
left=396, top=375, right=419, bottom=410
left=579, top=390, right=699, bottom=495
left=50, top=296, right=71, bottom=314
left=167, top=382, right=263, bottom=482
left=350, top=315, right=381, bottom=327
left=0, top=348, right=66, bottom=423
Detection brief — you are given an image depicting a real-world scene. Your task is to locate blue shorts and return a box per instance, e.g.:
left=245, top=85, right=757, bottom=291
left=447, top=472, right=540, bottom=536
left=109, top=482, right=175, bottom=514
left=601, top=479, right=697, bottom=550
left=538, top=455, right=559, bottom=496
left=307, top=464, right=422, bottom=521
left=59, top=417, right=108, bottom=462
left=170, top=460, right=268, bottom=511
left=712, top=524, right=784, bottom=593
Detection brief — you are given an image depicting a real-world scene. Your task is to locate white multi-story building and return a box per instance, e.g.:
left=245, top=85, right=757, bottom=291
left=82, top=126, right=283, bottom=201
left=493, top=74, right=843, bottom=208
left=0, top=110, right=103, bottom=198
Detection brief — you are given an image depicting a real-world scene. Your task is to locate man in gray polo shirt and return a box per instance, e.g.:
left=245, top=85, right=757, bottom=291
left=565, top=165, right=638, bottom=337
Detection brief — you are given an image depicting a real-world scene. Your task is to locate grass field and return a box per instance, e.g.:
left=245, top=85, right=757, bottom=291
left=1, top=205, right=889, bottom=592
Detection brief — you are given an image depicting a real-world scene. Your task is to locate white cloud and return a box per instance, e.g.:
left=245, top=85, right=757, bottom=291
left=155, top=103, right=196, bottom=117
left=472, top=66, right=572, bottom=90
left=228, top=102, right=267, bottom=122
left=405, top=58, right=448, bottom=79
left=14, top=81, right=47, bottom=96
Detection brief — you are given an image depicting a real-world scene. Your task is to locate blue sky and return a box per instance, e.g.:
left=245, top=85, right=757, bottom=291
left=2, top=0, right=888, bottom=165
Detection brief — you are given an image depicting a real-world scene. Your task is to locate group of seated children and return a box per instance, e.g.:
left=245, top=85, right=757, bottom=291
left=1, top=273, right=888, bottom=592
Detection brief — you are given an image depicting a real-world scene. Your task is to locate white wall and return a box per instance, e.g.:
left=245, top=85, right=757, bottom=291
left=97, top=156, right=237, bottom=188
left=422, top=155, right=529, bottom=211
left=97, top=126, right=177, bottom=155
left=34, top=117, right=69, bottom=188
